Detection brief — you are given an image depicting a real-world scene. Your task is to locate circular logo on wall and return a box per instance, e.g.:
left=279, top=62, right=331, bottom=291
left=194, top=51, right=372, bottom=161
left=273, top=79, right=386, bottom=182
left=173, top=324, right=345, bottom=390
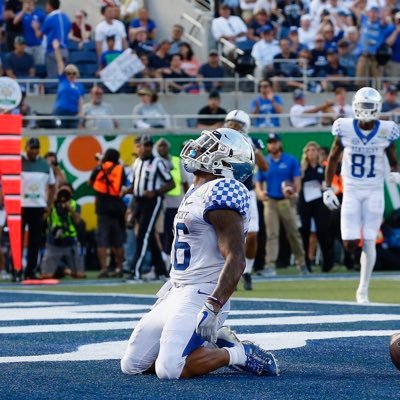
left=0, top=77, right=22, bottom=111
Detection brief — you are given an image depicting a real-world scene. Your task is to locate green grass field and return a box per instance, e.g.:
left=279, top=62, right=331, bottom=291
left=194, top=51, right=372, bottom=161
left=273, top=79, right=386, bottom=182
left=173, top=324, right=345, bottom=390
left=9, top=267, right=400, bottom=304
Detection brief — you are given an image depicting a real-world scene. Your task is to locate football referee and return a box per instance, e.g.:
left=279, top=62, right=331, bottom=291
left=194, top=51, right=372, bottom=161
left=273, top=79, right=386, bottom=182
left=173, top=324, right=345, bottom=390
left=128, top=136, right=175, bottom=281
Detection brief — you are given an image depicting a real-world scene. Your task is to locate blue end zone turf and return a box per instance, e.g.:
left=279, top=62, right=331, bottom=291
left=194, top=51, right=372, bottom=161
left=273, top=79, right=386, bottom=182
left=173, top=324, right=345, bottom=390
left=0, top=291, right=400, bottom=400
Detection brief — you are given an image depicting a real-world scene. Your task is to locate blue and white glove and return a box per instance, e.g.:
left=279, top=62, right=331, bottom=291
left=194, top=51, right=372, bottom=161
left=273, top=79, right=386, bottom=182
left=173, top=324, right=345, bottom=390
left=196, top=302, right=220, bottom=343
left=252, top=138, right=265, bottom=150
left=389, top=172, right=400, bottom=184
left=323, top=188, right=340, bottom=210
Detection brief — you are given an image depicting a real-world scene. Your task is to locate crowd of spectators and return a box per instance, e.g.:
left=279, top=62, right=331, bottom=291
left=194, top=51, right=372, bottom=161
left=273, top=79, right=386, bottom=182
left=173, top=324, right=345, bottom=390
left=2, top=0, right=400, bottom=96
left=0, top=0, right=399, bottom=130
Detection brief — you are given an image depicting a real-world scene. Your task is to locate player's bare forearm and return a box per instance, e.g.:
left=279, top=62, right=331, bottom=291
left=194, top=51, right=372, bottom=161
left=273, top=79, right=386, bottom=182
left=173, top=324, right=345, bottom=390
left=386, top=143, right=399, bottom=172
left=255, top=149, right=268, bottom=172
left=207, top=209, right=246, bottom=306
left=325, top=137, right=343, bottom=186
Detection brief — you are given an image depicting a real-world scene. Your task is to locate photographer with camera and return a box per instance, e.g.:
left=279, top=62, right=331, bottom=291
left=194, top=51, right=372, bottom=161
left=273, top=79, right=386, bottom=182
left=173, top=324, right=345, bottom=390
left=45, top=151, right=67, bottom=189
left=40, top=183, right=85, bottom=279
left=88, top=148, right=127, bottom=279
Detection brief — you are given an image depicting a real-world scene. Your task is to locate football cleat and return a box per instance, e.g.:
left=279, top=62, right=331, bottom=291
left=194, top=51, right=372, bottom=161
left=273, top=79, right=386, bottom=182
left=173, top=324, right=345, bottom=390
left=241, top=341, right=280, bottom=376
left=216, top=327, right=280, bottom=376
left=216, top=325, right=241, bottom=349
left=243, top=273, right=253, bottom=290
left=356, top=289, right=369, bottom=305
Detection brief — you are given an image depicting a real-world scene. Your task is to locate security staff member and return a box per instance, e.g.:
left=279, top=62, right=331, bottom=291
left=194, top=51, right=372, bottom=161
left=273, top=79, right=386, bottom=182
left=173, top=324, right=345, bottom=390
left=128, top=136, right=175, bottom=281
left=22, top=138, right=56, bottom=280
left=89, top=148, right=127, bottom=278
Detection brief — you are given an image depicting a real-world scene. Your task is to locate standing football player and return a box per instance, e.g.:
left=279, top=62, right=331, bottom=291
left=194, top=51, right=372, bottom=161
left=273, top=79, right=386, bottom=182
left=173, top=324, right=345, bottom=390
left=323, top=87, right=400, bottom=304
left=121, top=128, right=279, bottom=379
left=224, top=110, right=268, bottom=290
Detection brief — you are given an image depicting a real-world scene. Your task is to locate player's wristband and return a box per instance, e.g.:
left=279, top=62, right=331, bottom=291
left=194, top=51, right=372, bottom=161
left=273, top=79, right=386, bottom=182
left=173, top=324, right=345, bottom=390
left=204, top=302, right=219, bottom=315
left=207, top=296, right=223, bottom=308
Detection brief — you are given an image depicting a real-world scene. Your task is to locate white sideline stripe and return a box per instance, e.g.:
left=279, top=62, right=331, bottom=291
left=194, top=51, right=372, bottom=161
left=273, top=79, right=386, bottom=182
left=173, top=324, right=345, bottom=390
left=0, top=304, right=151, bottom=321
left=0, top=329, right=397, bottom=363
left=0, top=302, right=76, bottom=308
left=241, top=329, right=398, bottom=351
left=226, top=313, right=400, bottom=326
left=0, top=308, right=310, bottom=322
left=1, top=313, right=400, bottom=334
left=0, top=321, right=137, bottom=334
left=1, top=289, right=400, bottom=306
left=228, top=310, right=312, bottom=315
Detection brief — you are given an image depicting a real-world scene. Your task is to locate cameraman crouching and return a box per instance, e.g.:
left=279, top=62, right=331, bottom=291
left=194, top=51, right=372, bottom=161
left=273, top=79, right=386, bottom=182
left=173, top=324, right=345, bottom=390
left=40, top=184, right=85, bottom=279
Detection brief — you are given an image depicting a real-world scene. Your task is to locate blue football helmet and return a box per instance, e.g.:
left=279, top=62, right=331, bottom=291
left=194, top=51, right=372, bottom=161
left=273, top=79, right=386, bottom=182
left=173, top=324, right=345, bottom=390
left=181, top=128, right=255, bottom=182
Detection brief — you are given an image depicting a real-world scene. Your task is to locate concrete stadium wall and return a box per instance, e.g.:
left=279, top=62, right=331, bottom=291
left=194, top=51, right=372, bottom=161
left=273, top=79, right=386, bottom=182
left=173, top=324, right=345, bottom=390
left=29, top=91, right=355, bottom=129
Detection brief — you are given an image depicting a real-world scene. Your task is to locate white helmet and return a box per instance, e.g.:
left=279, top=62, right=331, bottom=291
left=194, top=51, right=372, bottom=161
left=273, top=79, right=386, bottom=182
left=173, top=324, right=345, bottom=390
left=352, top=87, right=382, bottom=121
left=180, top=128, right=255, bottom=182
left=224, top=109, right=251, bottom=134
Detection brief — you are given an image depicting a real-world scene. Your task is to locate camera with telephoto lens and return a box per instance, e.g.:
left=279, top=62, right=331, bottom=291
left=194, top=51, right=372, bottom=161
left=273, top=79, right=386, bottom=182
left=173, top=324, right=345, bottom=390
left=56, top=188, right=72, bottom=203
left=52, top=189, right=73, bottom=243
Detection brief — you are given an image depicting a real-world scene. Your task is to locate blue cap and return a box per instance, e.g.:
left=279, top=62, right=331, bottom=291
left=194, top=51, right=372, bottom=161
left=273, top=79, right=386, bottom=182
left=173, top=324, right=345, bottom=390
left=293, top=88, right=304, bottom=100
left=367, top=5, right=379, bottom=12
left=267, top=133, right=281, bottom=142
left=337, top=8, right=350, bottom=16
left=259, top=24, right=273, bottom=34
left=27, top=137, right=40, bottom=148
left=289, top=26, right=298, bottom=33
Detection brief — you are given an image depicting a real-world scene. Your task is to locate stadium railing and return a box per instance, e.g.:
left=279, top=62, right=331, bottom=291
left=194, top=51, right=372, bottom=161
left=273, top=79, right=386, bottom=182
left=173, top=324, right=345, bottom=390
left=22, top=111, right=400, bottom=136
left=16, top=75, right=386, bottom=97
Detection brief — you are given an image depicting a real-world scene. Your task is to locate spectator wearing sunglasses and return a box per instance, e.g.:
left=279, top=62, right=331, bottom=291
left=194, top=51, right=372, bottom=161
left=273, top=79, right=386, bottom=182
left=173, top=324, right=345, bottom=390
left=250, top=79, right=283, bottom=128
left=52, top=39, right=85, bottom=128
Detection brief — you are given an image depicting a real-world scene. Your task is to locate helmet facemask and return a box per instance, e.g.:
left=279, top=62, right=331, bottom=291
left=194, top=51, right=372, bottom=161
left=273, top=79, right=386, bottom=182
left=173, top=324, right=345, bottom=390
left=352, top=87, right=382, bottom=122
left=180, top=128, right=254, bottom=182
left=352, top=101, right=381, bottom=122
left=181, top=130, right=231, bottom=175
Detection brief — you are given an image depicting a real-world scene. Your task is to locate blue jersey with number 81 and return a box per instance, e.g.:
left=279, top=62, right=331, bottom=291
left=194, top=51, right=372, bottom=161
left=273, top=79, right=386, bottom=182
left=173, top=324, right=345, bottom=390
left=332, top=118, right=400, bottom=188
left=170, top=177, right=250, bottom=285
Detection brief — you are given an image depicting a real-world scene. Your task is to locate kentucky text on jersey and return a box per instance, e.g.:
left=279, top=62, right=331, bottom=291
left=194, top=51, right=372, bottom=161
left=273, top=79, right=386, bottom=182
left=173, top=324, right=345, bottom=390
left=332, top=118, right=400, bottom=188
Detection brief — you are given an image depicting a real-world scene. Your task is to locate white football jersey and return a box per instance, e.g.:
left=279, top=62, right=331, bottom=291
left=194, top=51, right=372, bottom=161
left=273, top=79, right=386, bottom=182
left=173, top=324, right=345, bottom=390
left=332, top=118, right=400, bottom=188
left=170, top=177, right=250, bottom=285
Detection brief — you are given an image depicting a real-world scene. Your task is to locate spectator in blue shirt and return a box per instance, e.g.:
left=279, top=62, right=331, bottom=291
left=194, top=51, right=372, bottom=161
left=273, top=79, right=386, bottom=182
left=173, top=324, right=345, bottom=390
left=100, top=35, right=122, bottom=68
left=32, top=0, right=71, bottom=78
left=129, top=28, right=154, bottom=56
left=381, top=85, right=400, bottom=123
left=355, top=5, right=393, bottom=84
left=197, top=49, right=224, bottom=92
left=385, top=11, right=400, bottom=79
left=337, top=39, right=357, bottom=77
left=52, top=39, right=84, bottom=128
left=255, top=133, right=307, bottom=276
left=320, top=21, right=344, bottom=51
left=4, top=36, right=35, bottom=78
left=250, top=79, right=283, bottom=128
left=13, top=0, right=46, bottom=65
left=129, top=7, right=156, bottom=41
left=148, top=40, right=171, bottom=75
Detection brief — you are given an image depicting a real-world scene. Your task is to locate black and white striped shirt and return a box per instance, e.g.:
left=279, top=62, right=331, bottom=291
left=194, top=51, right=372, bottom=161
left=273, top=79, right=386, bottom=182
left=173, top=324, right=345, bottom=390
left=131, top=155, right=172, bottom=198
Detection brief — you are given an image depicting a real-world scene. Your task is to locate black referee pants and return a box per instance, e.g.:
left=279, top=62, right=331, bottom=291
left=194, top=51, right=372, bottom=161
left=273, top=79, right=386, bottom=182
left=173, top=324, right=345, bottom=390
left=130, top=197, right=166, bottom=279
left=22, top=207, right=45, bottom=278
